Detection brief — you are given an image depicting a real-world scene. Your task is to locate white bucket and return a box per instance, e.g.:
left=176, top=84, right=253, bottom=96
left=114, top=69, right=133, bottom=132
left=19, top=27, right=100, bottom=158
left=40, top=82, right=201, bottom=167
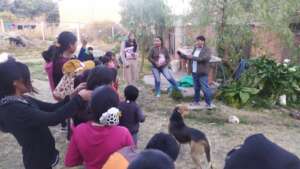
left=279, top=95, right=287, bottom=106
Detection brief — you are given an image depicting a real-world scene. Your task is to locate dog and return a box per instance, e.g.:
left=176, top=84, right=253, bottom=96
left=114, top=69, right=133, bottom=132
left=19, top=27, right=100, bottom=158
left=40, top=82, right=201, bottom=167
left=8, top=37, right=26, bottom=47
left=169, top=105, right=213, bottom=169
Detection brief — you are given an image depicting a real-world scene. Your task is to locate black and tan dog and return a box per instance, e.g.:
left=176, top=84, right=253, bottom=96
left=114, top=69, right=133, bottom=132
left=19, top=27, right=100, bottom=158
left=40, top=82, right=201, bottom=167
left=169, top=105, right=213, bottom=169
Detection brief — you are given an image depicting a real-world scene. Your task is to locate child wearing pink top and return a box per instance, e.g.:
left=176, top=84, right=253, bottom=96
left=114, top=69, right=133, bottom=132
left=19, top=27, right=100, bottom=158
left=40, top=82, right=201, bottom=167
left=65, top=86, right=134, bottom=169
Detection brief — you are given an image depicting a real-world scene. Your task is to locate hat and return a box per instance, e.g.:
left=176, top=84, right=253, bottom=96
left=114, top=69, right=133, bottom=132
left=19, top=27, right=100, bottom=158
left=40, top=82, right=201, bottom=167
left=63, top=59, right=95, bottom=74
left=99, top=107, right=121, bottom=126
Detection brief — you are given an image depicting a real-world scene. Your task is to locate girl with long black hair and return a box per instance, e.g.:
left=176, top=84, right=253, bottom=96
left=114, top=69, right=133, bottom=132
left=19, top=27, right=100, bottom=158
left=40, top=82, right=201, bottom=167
left=42, top=31, right=78, bottom=130
left=0, top=57, right=90, bottom=169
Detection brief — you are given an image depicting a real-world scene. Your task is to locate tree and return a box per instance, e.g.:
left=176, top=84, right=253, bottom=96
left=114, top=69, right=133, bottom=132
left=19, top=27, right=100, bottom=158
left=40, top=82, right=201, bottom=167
left=1, top=0, right=59, bottom=23
left=120, top=0, right=172, bottom=72
left=188, top=0, right=300, bottom=67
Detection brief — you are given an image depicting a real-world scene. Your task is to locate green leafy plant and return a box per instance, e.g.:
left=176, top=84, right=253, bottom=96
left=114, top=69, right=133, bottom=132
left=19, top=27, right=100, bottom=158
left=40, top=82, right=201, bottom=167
left=220, top=81, right=259, bottom=108
left=220, top=57, right=300, bottom=108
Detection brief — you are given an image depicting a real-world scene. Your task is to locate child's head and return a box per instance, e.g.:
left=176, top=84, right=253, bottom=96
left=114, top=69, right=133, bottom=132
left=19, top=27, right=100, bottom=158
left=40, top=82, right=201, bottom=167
left=0, top=58, right=35, bottom=97
left=145, top=132, right=179, bottom=161
left=104, top=51, right=115, bottom=60
left=87, top=47, right=93, bottom=55
left=87, top=66, right=113, bottom=90
left=128, top=149, right=175, bottom=169
left=124, top=85, right=139, bottom=102
left=101, top=55, right=111, bottom=65
left=90, top=86, right=119, bottom=123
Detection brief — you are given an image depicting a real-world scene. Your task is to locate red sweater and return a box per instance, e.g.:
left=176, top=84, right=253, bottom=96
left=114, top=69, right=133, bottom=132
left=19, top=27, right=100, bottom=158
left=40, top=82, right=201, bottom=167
left=64, top=122, right=134, bottom=169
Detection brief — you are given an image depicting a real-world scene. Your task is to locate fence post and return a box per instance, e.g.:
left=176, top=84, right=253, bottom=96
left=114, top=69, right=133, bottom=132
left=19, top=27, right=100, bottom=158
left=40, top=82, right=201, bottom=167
left=41, top=22, right=45, bottom=41
left=0, top=19, right=5, bottom=33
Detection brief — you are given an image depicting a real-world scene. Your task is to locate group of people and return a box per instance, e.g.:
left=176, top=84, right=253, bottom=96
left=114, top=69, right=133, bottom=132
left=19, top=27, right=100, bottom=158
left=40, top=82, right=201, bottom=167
left=0, top=29, right=300, bottom=169
left=0, top=31, right=143, bottom=169
left=0, top=29, right=216, bottom=169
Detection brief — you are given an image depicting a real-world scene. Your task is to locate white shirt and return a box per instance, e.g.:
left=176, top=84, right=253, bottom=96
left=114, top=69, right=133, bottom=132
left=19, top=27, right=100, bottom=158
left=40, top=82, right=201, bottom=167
left=192, top=48, right=202, bottom=73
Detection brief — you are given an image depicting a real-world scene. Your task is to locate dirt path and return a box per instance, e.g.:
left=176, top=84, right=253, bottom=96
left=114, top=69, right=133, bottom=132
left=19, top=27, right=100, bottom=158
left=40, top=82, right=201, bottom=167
left=0, top=78, right=300, bottom=169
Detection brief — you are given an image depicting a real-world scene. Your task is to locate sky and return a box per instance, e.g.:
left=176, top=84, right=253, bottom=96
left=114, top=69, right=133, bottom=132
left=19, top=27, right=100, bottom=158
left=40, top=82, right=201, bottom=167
left=58, top=0, right=191, bottom=23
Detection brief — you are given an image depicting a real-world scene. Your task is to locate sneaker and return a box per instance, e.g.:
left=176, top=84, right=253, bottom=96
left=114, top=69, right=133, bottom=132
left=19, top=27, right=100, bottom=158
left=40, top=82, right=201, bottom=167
left=190, top=102, right=200, bottom=107
left=206, top=104, right=216, bottom=110
left=156, top=94, right=161, bottom=98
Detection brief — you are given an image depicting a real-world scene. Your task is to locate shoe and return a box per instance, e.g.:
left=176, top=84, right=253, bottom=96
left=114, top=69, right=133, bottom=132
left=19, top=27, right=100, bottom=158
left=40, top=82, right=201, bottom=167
left=206, top=104, right=216, bottom=110
left=190, top=102, right=200, bottom=107
left=156, top=94, right=161, bottom=98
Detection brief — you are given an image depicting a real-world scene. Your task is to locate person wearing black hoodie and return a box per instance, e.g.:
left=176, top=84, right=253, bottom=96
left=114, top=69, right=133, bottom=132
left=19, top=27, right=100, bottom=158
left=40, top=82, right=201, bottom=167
left=0, top=56, right=90, bottom=169
left=224, top=133, right=300, bottom=169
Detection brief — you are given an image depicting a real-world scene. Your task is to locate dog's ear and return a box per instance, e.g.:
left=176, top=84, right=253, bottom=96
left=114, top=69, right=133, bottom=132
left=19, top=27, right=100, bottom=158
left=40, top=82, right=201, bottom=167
left=174, top=106, right=180, bottom=113
left=175, top=105, right=189, bottom=117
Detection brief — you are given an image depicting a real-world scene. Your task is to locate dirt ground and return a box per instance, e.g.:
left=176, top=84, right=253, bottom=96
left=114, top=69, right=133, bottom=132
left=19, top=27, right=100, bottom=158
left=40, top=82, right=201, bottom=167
left=0, top=47, right=300, bottom=169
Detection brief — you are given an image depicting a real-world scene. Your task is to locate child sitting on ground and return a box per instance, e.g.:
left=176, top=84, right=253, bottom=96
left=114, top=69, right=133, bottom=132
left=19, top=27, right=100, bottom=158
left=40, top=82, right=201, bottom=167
left=119, top=85, right=145, bottom=145
left=65, top=86, right=134, bottom=169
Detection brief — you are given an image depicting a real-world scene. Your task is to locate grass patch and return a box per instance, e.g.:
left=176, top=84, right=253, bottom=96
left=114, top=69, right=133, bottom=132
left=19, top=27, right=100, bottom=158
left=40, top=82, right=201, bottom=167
left=25, top=61, right=48, bottom=81
left=187, top=111, right=226, bottom=126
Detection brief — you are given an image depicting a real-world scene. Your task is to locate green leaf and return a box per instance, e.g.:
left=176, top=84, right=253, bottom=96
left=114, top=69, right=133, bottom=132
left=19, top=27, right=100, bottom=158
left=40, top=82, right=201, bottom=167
left=239, top=92, right=250, bottom=104
left=292, top=82, right=300, bottom=92
left=241, top=87, right=260, bottom=94
left=224, top=92, right=237, bottom=97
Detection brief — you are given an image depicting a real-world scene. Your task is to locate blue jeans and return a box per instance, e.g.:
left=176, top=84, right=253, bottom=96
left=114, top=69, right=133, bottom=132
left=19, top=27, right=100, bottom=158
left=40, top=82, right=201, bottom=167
left=192, top=73, right=212, bottom=105
left=152, top=66, right=178, bottom=95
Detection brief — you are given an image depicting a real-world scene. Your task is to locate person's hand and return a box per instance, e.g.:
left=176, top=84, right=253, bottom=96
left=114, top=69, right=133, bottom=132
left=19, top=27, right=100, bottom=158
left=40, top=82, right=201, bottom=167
left=74, top=82, right=87, bottom=93
left=187, top=55, right=193, bottom=59
left=78, top=89, right=92, bottom=101
left=70, top=82, right=87, bottom=98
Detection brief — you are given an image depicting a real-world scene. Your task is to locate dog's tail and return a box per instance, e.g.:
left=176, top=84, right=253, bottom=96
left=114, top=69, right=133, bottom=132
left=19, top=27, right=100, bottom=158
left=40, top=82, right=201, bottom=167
left=203, top=138, right=211, bottom=162
left=204, top=138, right=214, bottom=169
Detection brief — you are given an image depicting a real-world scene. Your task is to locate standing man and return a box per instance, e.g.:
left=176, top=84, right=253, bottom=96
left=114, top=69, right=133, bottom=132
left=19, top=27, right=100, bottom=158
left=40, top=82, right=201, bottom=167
left=185, top=35, right=215, bottom=109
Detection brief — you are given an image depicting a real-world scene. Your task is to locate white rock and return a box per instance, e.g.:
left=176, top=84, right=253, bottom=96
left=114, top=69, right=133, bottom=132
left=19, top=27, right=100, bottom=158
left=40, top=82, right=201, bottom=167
left=228, top=115, right=240, bottom=124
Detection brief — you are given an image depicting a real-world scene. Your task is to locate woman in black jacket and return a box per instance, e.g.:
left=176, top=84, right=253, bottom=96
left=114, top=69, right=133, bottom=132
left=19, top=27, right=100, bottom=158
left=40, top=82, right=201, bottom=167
left=0, top=57, right=90, bottom=169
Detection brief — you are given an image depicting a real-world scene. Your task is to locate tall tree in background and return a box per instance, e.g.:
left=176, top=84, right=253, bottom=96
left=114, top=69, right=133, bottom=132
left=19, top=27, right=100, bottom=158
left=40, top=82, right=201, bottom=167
left=120, top=0, right=172, bottom=72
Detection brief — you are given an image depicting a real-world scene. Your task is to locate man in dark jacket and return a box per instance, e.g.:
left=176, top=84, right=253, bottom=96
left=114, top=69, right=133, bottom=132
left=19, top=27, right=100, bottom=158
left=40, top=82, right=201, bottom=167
left=184, top=35, right=214, bottom=109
